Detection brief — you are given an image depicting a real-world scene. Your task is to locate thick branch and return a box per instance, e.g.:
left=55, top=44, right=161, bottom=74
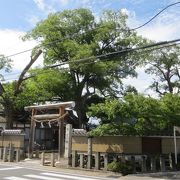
left=14, top=49, right=42, bottom=96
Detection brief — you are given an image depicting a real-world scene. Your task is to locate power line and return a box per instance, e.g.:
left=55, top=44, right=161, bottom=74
left=46, top=38, right=180, bottom=68
left=3, top=38, right=180, bottom=78
left=131, top=1, right=180, bottom=30
left=3, top=39, right=180, bottom=82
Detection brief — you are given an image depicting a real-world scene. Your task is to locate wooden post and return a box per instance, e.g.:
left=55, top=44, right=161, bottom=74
left=28, top=109, right=36, bottom=159
left=58, top=107, right=65, bottom=160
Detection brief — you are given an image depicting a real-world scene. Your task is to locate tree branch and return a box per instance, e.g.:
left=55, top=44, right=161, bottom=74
left=14, top=49, right=42, bottom=96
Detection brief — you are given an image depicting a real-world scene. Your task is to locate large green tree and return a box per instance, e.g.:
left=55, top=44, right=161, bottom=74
left=145, top=46, right=180, bottom=95
left=24, top=8, right=147, bottom=128
left=88, top=93, right=180, bottom=136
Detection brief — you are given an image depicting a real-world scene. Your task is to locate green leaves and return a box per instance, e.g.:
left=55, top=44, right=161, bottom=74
left=89, top=93, right=180, bottom=136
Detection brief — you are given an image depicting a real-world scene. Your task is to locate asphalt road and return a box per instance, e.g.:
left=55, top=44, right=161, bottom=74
left=0, top=164, right=115, bottom=180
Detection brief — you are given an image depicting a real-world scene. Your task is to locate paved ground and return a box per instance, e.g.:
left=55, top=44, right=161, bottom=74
left=1, top=159, right=180, bottom=179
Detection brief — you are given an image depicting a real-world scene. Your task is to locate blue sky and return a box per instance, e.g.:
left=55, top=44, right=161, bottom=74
left=0, top=0, right=179, bottom=31
left=0, top=0, right=180, bottom=95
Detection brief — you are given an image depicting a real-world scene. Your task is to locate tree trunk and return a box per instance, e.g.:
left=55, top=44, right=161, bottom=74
left=4, top=99, right=14, bottom=129
left=74, top=99, right=88, bottom=129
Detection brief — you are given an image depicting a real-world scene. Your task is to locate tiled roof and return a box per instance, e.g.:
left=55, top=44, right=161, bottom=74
left=0, top=116, right=6, bottom=123
left=72, top=129, right=87, bottom=136
left=2, top=129, right=24, bottom=135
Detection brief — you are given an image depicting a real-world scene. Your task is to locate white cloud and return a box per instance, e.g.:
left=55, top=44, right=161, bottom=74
left=121, top=8, right=130, bottom=16
left=34, top=0, right=46, bottom=11
left=57, top=0, right=69, bottom=6
left=127, top=7, right=180, bottom=41
left=0, top=29, right=43, bottom=81
left=33, top=0, right=55, bottom=14
left=27, top=15, right=41, bottom=27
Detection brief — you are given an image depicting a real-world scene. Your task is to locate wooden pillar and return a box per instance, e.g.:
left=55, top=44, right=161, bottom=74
left=28, top=109, right=36, bottom=159
left=58, top=107, right=65, bottom=160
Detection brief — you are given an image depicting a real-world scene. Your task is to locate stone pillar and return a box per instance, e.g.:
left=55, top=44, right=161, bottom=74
left=95, top=152, right=100, bottom=170
left=160, top=155, right=165, bottom=172
left=64, top=124, right=72, bottom=158
left=169, top=153, right=173, bottom=170
left=150, top=156, right=156, bottom=172
left=72, top=150, right=78, bottom=167
left=141, top=156, right=147, bottom=172
left=104, top=153, right=108, bottom=171
left=0, top=148, right=3, bottom=160
left=8, top=144, right=14, bottom=162
left=68, top=154, right=72, bottom=166
left=131, top=156, right=136, bottom=173
left=15, top=149, right=20, bottom=162
left=41, top=152, right=45, bottom=166
left=35, top=150, right=39, bottom=158
left=121, top=155, right=126, bottom=163
left=3, top=147, right=8, bottom=162
left=87, top=137, right=92, bottom=169
left=80, top=154, right=84, bottom=168
left=51, top=153, right=55, bottom=167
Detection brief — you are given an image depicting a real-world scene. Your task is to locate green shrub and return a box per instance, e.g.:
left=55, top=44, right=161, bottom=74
left=107, top=161, right=134, bottom=176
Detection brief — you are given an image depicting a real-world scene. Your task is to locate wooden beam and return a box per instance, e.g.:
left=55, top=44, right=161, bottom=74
left=33, top=114, right=60, bottom=120
left=24, top=101, right=75, bottom=111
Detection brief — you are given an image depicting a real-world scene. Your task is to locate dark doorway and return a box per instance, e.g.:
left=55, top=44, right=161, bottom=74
left=52, top=129, right=58, bottom=149
left=142, top=137, right=161, bottom=154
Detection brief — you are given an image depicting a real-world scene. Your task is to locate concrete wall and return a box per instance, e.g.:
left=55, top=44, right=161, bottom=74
left=72, top=136, right=180, bottom=155
left=0, top=135, right=24, bottom=148
left=161, top=137, right=180, bottom=154
left=72, top=136, right=142, bottom=154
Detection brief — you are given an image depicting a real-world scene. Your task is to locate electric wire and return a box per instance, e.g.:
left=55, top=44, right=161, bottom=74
left=3, top=40, right=180, bottom=82
left=130, top=1, right=180, bottom=30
